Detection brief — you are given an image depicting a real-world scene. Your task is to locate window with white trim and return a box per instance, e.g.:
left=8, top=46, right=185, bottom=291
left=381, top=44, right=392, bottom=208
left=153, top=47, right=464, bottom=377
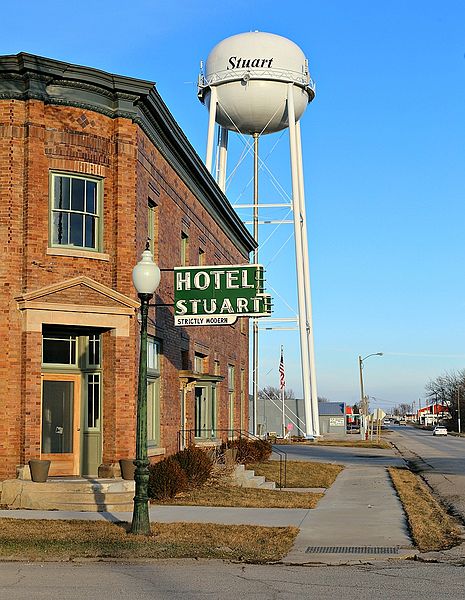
left=240, top=368, right=245, bottom=431
left=42, top=332, right=78, bottom=366
left=86, top=373, right=101, bottom=431
left=181, top=231, right=189, bottom=266
left=50, top=173, right=102, bottom=251
left=87, top=333, right=101, bottom=367
left=148, top=200, right=158, bottom=259
left=147, top=337, right=161, bottom=446
left=228, top=364, right=235, bottom=431
left=194, top=352, right=207, bottom=374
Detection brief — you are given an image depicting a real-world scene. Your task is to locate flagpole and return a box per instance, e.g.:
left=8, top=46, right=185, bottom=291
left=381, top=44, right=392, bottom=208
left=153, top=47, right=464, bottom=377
left=282, top=386, right=285, bottom=438
left=280, top=345, right=286, bottom=438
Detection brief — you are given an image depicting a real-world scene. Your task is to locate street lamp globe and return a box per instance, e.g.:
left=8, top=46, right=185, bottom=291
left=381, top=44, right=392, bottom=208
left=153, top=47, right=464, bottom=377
left=132, top=249, right=160, bottom=295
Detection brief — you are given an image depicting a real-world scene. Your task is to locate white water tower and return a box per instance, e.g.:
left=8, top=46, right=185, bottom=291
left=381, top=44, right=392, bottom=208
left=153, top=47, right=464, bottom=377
left=198, top=31, right=320, bottom=437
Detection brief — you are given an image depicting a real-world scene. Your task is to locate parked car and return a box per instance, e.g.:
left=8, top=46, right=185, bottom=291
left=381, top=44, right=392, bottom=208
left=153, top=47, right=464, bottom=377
left=432, top=426, right=448, bottom=436
left=399, top=419, right=407, bottom=425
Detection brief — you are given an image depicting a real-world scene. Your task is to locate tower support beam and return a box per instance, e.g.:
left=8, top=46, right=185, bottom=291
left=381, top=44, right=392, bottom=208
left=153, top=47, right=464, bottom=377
left=287, top=83, right=317, bottom=438
left=296, top=120, right=319, bottom=436
left=205, top=86, right=218, bottom=173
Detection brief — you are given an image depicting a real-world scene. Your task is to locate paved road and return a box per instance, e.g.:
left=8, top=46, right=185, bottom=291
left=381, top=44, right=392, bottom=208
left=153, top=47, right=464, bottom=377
left=1, top=561, right=465, bottom=600
left=274, top=442, right=405, bottom=467
left=388, top=425, right=465, bottom=521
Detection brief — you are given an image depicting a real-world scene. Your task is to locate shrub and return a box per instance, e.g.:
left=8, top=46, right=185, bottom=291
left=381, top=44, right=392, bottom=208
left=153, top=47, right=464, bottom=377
left=148, top=457, right=189, bottom=500
left=252, top=439, right=273, bottom=462
left=221, top=438, right=272, bottom=464
left=172, top=446, right=213, bottom=488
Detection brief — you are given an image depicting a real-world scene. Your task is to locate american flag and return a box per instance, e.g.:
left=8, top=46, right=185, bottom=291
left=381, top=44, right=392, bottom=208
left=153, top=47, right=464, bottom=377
left=279, top=346, right=285, bottom=390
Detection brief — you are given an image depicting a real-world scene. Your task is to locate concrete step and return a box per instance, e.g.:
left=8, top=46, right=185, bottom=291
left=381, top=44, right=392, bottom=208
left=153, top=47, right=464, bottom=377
left=257, top=480, right=276, bottom=490
left=1, top=478, right=135, bottom=512
left=231, top=465, right=276, bottom=490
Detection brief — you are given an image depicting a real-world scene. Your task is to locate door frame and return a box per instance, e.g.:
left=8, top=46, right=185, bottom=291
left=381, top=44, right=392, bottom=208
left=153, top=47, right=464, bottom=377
left=41, top=373, right=81, bottom=476
left=194, top=385, right=208, bottom=438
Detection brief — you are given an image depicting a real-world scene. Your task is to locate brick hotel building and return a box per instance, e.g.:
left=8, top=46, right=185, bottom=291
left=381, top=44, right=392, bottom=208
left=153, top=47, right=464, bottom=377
left=0, top=53, right=254, bottom=481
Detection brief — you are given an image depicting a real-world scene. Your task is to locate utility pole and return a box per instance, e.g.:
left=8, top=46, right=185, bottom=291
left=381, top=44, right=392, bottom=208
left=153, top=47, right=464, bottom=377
left=358, top=353, right=383, bottom=440
left=358, top=355, right=366, bottom=440
left=457, top=387, right=462, bottom=434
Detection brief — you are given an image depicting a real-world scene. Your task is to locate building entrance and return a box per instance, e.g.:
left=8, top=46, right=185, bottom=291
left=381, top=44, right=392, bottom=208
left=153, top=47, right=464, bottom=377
left=41, top=373, right=81, bottom=476
left=41, top=327, right=102, bottom=476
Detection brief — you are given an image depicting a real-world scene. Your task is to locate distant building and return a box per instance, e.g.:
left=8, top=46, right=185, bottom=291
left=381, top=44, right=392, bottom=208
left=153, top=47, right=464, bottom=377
left=318, top=402, right=347, bottom=435
left=418, top=404, right=451, bottom=426
left=251, top=396, right=347, bottom=437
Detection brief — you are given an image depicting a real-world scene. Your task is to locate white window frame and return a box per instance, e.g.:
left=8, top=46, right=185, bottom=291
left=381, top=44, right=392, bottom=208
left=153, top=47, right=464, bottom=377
left=42, top=332, right=78, bottom=367
left=50, top=172, right=102, bottom=252
left=85, top=372, right=101, bottom=432
left=147, top=337, right=161, bottom=447
left=228, top=364, right=235, bottom=431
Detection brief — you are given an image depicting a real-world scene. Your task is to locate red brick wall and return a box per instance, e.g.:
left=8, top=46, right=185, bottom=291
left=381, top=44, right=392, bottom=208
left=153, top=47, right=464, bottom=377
left=136, top=130, right=249, bottom=457
left=0, top=97, right=249, bottom=479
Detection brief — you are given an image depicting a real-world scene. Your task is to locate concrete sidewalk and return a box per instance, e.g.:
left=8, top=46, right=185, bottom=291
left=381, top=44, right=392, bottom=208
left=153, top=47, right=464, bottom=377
left=285, top=464, right=414, bottom=563
left=0, top=459, right=415, bottom=564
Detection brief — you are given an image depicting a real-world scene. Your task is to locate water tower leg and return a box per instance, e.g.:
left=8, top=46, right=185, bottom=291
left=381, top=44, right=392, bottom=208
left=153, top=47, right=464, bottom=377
left=217, top=127, right=228, bottom=192
left=252, top=133, right=259, bottom=435
left=296, top=121, right=320, bottom=436
left=205, top=86, right=218, bottom=174
left=287, top=83, right=314, bottom=438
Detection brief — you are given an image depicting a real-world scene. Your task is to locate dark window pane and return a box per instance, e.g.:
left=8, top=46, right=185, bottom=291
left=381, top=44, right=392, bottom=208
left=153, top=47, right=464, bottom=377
left=70, top=338, right=76, bottom=364
left=87, top=374, right=100, bottom=428
left=54, top=177, right=70, bottom=209
left=70, top=213, right=84, bottom=247
left=94, top=382, right=100, bottom=423
left=43, top=339, right=71, bottom=364
left=86, top=181, right=96, bottom=214
left=88, top=335, right=100, bottom=365
left=52, top=212, right=69, bottom=245
left=84, top=215, right=95, bottom=248
left=71, top=178, right=85, bottom=211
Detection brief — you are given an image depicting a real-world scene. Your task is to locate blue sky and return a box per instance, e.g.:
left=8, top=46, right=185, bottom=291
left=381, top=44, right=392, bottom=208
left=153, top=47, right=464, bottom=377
left=4, top=1, right=465, bottom=413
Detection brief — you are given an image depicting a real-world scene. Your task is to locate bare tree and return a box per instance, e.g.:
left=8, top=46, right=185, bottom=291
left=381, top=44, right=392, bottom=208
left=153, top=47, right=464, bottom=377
left=425, top=369, right=465, bottom=429
left=317, top=396, right=332, bottom=403
left=258, top=386, right=295, bottom=402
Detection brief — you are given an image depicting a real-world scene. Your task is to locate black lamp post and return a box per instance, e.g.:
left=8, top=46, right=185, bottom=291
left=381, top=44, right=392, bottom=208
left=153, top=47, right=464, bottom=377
left=130, top=245, right=160, bottom=535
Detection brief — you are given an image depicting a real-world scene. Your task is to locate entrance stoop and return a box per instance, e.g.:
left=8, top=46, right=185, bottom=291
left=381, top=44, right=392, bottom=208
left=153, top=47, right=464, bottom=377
left=231, top=465, right=276, bottom=489
left=0, top=478, right=135, bottom=512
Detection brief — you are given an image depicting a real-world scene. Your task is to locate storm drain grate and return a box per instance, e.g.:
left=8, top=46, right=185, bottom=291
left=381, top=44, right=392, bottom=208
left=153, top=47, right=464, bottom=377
left=306, top=546, right=399, bottom=555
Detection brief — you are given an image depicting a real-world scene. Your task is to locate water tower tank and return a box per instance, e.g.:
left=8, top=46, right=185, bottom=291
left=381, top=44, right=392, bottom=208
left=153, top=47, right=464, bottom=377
left=198, top=31, right=315, bottom=135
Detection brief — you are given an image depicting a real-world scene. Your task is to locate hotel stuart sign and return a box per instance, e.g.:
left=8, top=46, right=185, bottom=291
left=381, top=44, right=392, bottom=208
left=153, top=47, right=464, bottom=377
left=174, top=264, right=272, bottom=326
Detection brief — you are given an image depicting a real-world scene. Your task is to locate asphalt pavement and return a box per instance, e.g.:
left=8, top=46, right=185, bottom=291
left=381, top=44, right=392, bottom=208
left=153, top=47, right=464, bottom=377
left=388, top=425, right=465, bottom=561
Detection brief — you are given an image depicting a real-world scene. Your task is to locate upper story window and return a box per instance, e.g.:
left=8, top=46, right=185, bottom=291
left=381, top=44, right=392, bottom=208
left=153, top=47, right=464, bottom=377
left=181, top=232, right=189, bottom=266
left=198, top=248, right=205, bottom=266
left=194, top=352, right=207, bottom=374
left=147, top=337, right=161, bottom=374
left=50, top=173, right=102, bottom=251
left=228, top=364, right=235, bottom=392
left=148, top=200, right=158, bottom=259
